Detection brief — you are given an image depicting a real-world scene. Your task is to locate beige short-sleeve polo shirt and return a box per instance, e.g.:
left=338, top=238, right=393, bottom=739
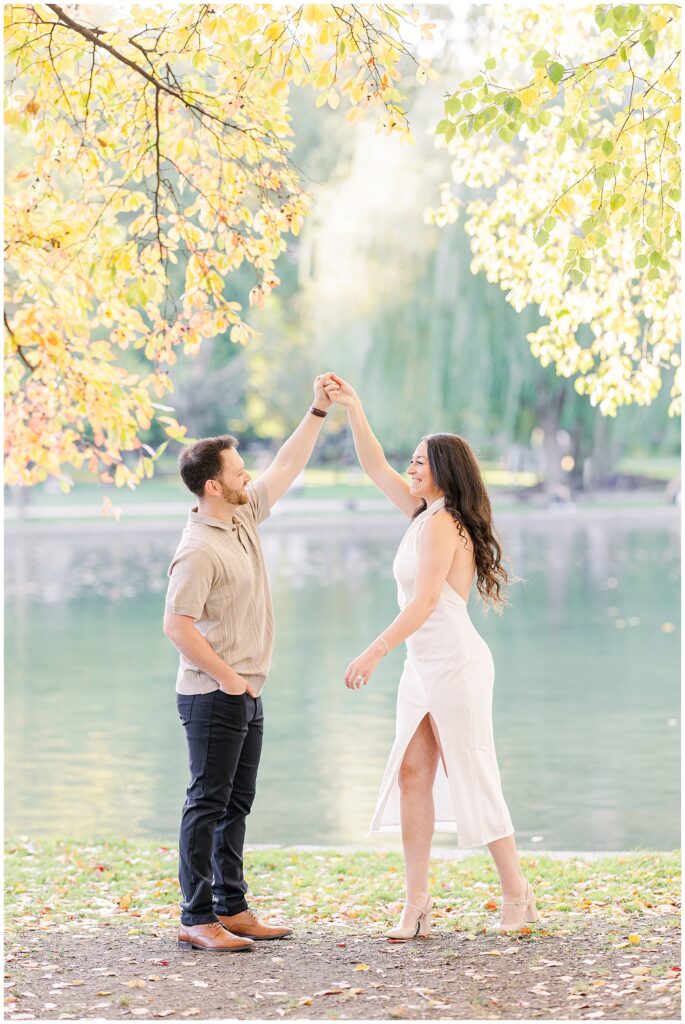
left=165, top=478, right=274, bottom=696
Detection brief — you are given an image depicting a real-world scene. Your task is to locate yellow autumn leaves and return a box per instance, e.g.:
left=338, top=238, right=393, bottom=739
left=4, top=5, right=432, bottom=488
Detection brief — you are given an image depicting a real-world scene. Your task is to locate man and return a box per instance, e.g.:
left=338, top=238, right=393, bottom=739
left=164, top=374, right=337, bottom=952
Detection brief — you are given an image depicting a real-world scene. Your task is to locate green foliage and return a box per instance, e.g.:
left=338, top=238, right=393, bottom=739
left=429, top=4, right=681, bottom=416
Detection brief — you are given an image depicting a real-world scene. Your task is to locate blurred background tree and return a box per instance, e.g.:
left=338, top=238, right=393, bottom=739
left=239, top=11, right=679, bottom=492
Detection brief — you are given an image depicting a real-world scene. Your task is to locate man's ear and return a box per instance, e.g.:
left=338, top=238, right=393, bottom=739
left=204, top=478, right=220, bottom=498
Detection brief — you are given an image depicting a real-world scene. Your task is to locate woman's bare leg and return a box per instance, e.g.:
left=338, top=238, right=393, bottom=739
left=396, top=715, right=440, bottom=926
left=487, top=833, right=527, bottom=900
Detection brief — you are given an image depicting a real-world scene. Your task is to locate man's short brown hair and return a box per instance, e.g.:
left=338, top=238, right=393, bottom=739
left=178, top=435, right=239, bottom=498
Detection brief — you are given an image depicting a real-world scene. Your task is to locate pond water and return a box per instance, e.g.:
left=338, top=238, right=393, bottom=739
left=4, top=510, right=680, bottom=850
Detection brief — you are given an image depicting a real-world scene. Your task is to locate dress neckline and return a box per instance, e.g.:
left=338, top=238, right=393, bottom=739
left=416, top=495, right=446, bottom=520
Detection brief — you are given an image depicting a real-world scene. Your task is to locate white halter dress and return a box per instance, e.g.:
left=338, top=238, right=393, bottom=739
left=369, top=496, right=515, bottom=848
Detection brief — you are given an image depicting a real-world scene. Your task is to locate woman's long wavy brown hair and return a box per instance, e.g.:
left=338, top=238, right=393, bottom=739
left=412, top=433, right=513, bottom=611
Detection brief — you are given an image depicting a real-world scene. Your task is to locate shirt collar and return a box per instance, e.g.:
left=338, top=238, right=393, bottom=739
left=189, top=507, right=240, bottom=531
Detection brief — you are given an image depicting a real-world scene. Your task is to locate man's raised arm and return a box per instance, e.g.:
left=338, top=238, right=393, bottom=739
left=258, top=373, right=337, bottom=508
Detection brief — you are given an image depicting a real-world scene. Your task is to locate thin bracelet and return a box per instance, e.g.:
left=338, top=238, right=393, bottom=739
left=376, top=635, right=389, bottom=656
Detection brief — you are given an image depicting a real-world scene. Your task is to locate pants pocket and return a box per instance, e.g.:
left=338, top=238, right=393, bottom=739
left=176, top=695, right=195, bottom=726
left=214, top=688, right=247, bottom=728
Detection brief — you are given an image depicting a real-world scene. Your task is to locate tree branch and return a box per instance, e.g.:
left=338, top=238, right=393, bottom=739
left=4, top=312, right=38, bottom=371
left=46, top=5, right=248, bottom=139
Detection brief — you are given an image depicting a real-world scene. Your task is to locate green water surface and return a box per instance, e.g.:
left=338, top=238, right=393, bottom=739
left=4, top=513, right=680, bottom=850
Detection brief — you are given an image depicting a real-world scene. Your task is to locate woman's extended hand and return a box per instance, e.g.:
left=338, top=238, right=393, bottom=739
left=323, top=373, right=359, bottom=409
left=344, top=641, right=386, bottom=690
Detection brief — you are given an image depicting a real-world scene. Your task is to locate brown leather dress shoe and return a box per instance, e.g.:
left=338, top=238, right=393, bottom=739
left=218, top=908, right=292, bottom=940
left=178, top=921, right=254, bottom=951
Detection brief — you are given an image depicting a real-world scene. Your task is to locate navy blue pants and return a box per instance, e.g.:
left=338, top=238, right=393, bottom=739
left=176, top=689, right=264, bottom=926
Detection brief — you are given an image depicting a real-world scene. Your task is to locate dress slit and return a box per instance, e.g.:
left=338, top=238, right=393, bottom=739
left=426, top=711, right=448, bottom=778
left=368, top=703, right=459, bottom=836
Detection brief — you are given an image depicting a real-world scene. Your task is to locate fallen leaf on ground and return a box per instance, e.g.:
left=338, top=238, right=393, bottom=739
left=355, top=963, right=370, bottom=971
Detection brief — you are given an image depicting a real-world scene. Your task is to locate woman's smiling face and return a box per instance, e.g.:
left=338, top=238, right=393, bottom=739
left=407, top=439, right=436, bottom=499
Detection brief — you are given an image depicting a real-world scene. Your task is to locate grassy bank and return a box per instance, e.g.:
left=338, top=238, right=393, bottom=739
left=4, top=839, right=680, bottom=938
left=7, top=465, right=539, bottom=509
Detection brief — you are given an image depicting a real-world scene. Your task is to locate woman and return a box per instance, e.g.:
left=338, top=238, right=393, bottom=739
left=324, top=374, right=539, bottom=940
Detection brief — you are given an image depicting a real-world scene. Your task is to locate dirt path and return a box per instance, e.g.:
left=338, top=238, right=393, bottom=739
left=5, top=918, right=680, bottom=1021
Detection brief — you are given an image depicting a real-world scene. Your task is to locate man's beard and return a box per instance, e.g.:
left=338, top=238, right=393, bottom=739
left=220, top=481, right=249, bottom=506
